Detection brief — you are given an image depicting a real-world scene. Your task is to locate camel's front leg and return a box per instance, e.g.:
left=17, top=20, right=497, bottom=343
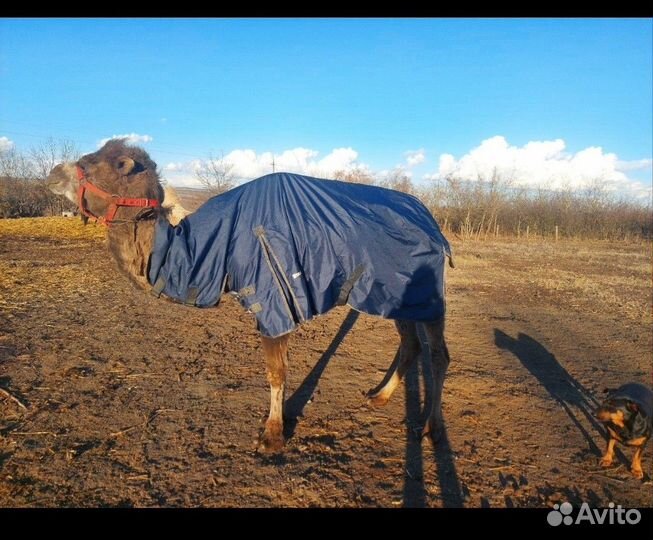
left=258, top=334, right=290, bottom=453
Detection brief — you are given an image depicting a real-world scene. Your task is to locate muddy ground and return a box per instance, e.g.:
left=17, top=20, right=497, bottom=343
left=0, top=218, right=651, bottom=507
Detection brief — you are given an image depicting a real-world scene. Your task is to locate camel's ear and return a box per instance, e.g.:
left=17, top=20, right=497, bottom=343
left=116, top=156, right=135, bottom=176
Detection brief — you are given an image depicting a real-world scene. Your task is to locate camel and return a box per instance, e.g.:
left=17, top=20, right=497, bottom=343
left=46, top=139, right=453, bottom=453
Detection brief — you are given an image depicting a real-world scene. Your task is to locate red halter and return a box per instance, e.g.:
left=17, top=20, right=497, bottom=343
left=76, top=165, right=160, bottom=226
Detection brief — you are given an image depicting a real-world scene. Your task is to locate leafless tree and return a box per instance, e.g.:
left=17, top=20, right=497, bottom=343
left=29, top=137, right=80, bottom=181
left=0, top=147, right=35, bottom=180
left=379, top=167, right=414, bottom=194
left=195, top=153, right=236, bottom=195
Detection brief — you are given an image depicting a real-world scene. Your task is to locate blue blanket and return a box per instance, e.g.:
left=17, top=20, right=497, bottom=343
left=148, top=173, right=451, bottom=337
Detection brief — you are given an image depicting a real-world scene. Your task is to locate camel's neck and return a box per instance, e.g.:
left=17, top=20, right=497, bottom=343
left=106, top=218, right=159, bottom=291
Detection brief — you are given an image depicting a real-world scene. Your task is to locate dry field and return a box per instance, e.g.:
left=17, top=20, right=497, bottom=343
left=0, top=217, right=651, bottom=507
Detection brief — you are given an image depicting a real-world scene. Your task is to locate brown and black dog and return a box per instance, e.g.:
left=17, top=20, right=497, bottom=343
left=595, top=382, right=652, bottom=479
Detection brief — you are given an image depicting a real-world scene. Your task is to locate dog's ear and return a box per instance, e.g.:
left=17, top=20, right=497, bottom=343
left=627, top=402, right=639, bottom=413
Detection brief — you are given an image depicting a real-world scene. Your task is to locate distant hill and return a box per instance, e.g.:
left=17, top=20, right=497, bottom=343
left=168, top=186, right=214, bottom=212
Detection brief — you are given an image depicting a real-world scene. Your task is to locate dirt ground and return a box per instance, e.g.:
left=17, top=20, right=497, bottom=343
left=0, top=217, right=651, bottom=508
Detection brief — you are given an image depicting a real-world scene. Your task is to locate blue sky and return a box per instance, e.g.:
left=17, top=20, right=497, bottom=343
left=1, top=18, right=651, bottom=198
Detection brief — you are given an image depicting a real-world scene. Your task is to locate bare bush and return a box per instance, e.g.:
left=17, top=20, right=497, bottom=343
left=332, top=166, right=375, bottom=185
left=379, top=168, right=414, bottom=194
left=0, top=176, right=61, bottom=218
left=420, top=172, right=651, bottom=241
left=194, top=153, right=235, bottom=195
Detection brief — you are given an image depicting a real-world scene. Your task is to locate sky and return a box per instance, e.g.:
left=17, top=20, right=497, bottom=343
left=0, top=18, right=651, bottom=199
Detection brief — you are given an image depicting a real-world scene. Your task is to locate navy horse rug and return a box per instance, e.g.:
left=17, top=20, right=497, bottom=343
left=148, top=172, right=452, bottom=338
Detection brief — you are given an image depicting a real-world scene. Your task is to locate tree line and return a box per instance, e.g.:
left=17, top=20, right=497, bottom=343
left=333, top=167, right=652, bottom=241
left=1, top=139, right=650, bottom=240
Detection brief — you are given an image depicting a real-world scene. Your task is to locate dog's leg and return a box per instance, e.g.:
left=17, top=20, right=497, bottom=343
left=600, top=438, right=616, bottom=468
left=421, top=317, right=450, bottom=442
left=630, top=445, right=644, bottom=479
left=366, top=320, right=421, bottom=407
left=258, top=333, right=290, bottom=453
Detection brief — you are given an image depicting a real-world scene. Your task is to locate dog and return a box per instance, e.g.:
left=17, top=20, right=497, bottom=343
left=595, top=382, right=652, bottom=479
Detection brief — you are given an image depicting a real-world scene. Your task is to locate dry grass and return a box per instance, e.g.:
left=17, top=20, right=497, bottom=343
left=0, top=217, right=105, bottom=241
left=449, top=237, right=652, bottom=325
left=0, top=218, right=107, bottom=314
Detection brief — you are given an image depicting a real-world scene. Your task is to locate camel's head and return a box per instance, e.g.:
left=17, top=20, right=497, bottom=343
left=47, top=141, right=190, bottom=225
left=46, top=139, right=164, bottom=225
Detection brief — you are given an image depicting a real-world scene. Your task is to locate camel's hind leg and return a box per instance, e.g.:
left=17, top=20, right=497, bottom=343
left=421, top=317, right=450, bottom=442
left=366, top=320, right=421, bottom=407
left=258, top=333, right=290, bottom=453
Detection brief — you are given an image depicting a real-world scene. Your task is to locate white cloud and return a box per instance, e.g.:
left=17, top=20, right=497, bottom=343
left=404, top=149, right=426, bottom=167
left=0, top=136, right=14, bottom=153
left=616, top=158, right=653, bottom=172
left=164, top=162, right=184, bottom=172
left=377, top=167, right=413, bottom=182
left=429, top=136, right=652, bottom=200
left=163, top=147, right=367, bottom=187
left=222, top=147, right=361, bottom=179
left=98, top=133, right=153, bottom=147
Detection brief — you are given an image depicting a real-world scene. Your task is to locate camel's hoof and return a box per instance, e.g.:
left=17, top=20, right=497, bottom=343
left=257, top=435, right=285, bottom=454
left=257, top=424, right=285, bottom=454
left=366, top=389, right=390, bottom=408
